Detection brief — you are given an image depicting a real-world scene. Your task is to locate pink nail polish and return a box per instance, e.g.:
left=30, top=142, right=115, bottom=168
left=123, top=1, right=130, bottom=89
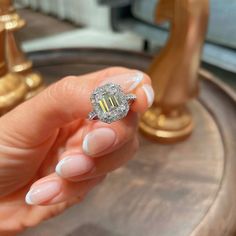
left=82, top=128, right=116, bottom=156
left=25, top=181, right=61, bottom=205
left=101, top=71, right=144, bottom=92
left=56, top=155, right=95, bottom=178
left=142, top=84, right=154, bottom=107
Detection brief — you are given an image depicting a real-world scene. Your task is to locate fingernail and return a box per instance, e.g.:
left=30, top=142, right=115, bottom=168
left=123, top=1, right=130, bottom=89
left=25, top=181, right=61, bottom=205
left=56, top=155, right=95, bottom=178
left=142, top=84, right=154, bottom=107
left=102, top=71, right=144, bottom=92
left=82, top=128, right=116, bottom=156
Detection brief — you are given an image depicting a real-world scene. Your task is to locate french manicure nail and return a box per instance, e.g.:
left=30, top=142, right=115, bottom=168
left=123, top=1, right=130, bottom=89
left=126, top=71, right=143, bottom=92
left=56, top=155, right=95, bottom=178
left=25, top=181, right=61, bottom=205
left=82, top=128, right=116, bottom=156
left=142, top=84, right=154, bottom=107
left=102, top=71, right=144, bottom=92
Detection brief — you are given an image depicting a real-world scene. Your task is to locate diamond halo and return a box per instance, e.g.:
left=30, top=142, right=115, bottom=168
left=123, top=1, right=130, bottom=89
left=88, top=83, right=136, bottom=124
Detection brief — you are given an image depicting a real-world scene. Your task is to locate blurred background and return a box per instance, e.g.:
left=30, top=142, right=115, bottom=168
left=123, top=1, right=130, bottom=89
left=15, top=0, right=236, bottom=89
left=1, top=1, right=233, bottom=235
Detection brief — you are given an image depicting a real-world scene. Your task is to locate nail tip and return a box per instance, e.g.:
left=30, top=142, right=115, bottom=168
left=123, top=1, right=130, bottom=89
left=128, top=71, right=144, bottom=91
left=82, top=128, right=116, bottom=157
left=142, top=84, right=154, bottom=107
left=55, top=162, right=63, bottom=176
left=82, top=135, right=90, bottom=154
left=25, top=191, right=34, bottom=205
left=136, top=71, right=144, bottom=82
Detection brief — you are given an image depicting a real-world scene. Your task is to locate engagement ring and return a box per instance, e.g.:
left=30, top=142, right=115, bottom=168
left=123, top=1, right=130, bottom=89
left=88, top=83, right=136, bottom=124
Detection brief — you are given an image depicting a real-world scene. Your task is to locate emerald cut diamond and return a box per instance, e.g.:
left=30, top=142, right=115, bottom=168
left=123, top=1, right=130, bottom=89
left=88, top=83, right=136, bottom=123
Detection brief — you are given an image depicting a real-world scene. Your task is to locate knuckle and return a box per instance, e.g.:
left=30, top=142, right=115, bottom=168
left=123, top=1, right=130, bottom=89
left=56, top=76, right=78, bottom=97
left=45, top=77, right=76, bottom=105
left=45, top=83, right=57, bottom=102
left=43, top=77, right=78, bottom=122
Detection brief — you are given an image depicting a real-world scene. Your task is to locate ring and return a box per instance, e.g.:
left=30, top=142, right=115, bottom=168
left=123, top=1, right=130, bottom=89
left=88, top=83, right=136, bottom=123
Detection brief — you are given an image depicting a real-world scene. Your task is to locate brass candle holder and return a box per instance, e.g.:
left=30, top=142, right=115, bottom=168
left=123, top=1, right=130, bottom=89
left=0, top=0, right=44, bottom=100
left=0, top=23, right=27, bottom=115
left=140, top=0, right=209, bottom=143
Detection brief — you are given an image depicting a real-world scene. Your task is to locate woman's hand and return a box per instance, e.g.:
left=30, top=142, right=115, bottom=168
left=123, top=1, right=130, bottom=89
left=0, top=67, right=153, bottom=235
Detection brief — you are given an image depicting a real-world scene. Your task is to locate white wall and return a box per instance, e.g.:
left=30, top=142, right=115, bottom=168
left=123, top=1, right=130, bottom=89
left=15, top=0, right=143, bottom=52
left=16, top=0, right=111, bottom=30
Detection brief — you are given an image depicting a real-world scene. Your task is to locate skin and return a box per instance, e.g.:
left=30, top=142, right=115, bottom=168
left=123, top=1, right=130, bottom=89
left=0, top=67, right=152, bottom=235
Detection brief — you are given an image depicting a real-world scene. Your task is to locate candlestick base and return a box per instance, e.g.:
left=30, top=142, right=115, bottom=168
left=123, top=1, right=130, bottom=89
left=24, top=72, right=44, bottom=99
left=139, top=105, right=193, bottom=143
left=0, top=72, right=28, bottom=115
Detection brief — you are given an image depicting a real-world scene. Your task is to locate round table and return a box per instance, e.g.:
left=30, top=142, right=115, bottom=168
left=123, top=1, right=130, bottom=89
left=21, top=48, right=236, bottom=236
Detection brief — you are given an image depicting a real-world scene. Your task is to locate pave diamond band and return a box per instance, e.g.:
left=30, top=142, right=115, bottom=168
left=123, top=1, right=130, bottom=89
left=88, top=83, right=136, bottom=124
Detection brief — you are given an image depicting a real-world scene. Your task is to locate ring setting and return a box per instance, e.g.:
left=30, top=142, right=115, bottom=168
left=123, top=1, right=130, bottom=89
left=88, top=83, right=136, bottom=123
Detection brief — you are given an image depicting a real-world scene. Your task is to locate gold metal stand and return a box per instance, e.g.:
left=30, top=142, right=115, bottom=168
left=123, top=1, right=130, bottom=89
left=140, top=0, right=209, bottom=143
left=0, top=0, right=44, bottom=100
left=0, top=24, right=27, bottom=115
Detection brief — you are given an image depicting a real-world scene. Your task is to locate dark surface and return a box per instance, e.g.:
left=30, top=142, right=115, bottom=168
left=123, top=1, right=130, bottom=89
left=16, top=8, right=77, bottom=43
left=19, top=48, right=236, bottom=236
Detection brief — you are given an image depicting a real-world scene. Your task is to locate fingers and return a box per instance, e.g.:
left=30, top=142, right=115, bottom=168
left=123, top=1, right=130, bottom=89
left=65, top=111, right=138, bottom=157
left=82, top=117, right=137, bottom=157
left=56, top=137, right=139, bottom=180
left=99, top=70, right=153, bottom=112
left=0, top=67, right=153, bottom=147
left=25, top=175, right=106, bottom=206
left=25, top=137, right=138, bottom=206
left=55, top=111, right=139, bottom=179
left=68, top=137, right=139, bottom=182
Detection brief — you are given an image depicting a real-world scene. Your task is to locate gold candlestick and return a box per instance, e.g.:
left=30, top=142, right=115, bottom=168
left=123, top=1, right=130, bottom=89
left=0, top=23, right=27, bottom=115
left=140, top=0, right=209, bottom=142
left=0, top=0, right=44, bottom=99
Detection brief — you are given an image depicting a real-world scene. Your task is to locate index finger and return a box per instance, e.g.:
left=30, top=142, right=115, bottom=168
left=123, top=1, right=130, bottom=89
left=0, top=67, right=153, bottom=146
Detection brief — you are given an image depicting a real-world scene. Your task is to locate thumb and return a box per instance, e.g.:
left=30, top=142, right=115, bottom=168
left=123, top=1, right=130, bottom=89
left=0, top=67, right=152, bottom=147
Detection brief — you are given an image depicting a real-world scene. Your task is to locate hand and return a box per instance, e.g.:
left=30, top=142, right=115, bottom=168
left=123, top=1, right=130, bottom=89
left=0, top=67, right=153, bottom=235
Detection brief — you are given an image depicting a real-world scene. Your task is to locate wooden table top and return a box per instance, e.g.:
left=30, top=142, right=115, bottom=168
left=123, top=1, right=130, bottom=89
left=20, top=48, right=236, bottom=236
